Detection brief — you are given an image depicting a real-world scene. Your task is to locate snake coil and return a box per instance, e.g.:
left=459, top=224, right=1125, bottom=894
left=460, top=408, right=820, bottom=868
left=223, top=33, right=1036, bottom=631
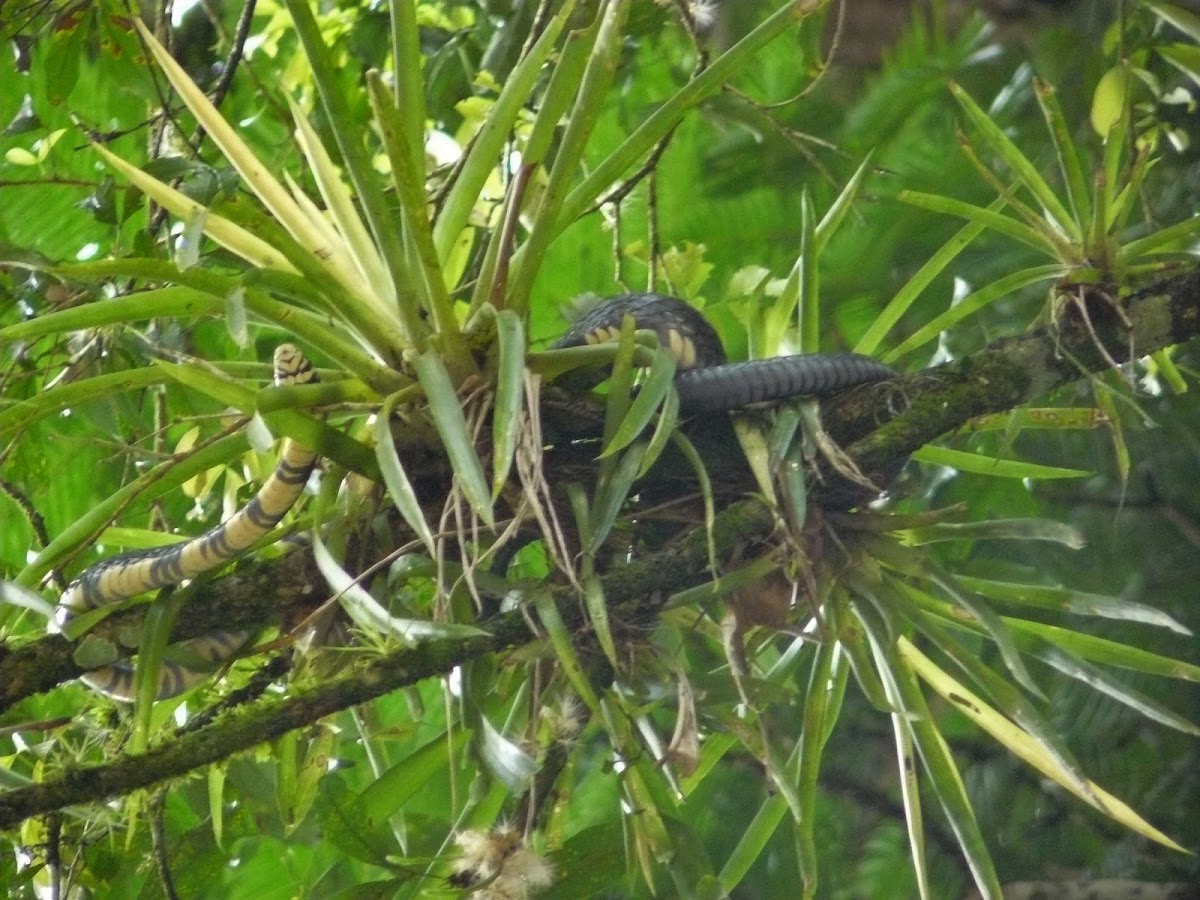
left=56, top=345, right=318, bottom=701
left=58, top=295, right=892, bottom=701
left=552, top=293, right=894, bottom=412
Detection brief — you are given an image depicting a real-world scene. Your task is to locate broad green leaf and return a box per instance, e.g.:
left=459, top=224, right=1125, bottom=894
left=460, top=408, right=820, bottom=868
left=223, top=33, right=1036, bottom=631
left=359, top=730, right=472, bottom=823
left=478, top=717, right=538, bottom=793
left=18, top=433, right=250, bottom=589
left=1091, top=65, right=1129, bottom=137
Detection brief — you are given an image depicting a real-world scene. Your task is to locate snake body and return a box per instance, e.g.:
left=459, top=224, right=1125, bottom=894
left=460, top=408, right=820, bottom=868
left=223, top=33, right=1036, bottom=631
left=60, top=295, right=892, bottom=701
left=57, top=344, right=318, bottom=701
left=552, top=293, right=894, bottom=410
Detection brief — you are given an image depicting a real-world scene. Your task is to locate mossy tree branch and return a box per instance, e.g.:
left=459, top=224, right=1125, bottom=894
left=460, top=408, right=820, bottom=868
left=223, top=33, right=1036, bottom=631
left=3, top=268, right=1198, bottom=828
left=0, top=500, right=776, bottom=829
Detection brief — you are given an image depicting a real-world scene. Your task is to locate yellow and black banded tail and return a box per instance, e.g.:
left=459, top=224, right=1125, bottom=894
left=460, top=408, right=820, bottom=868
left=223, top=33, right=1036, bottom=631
left=57, top=344, right=319, bottom=701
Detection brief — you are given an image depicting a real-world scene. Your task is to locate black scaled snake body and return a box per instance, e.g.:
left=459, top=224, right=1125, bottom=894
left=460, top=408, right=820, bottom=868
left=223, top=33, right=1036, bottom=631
left=56, top=295, right=892, bottom=701
left=552, top=293, right=893, bottom=411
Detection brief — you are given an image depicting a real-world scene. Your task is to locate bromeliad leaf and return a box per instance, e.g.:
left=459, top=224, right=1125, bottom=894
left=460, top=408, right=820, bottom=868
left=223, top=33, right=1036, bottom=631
left=134, top=21, right=382, bottom=319
left=955, top=575, right=1192, bottom=634
left=312, top=537, right=488, bottom=641
left=1035, top=646, right=1200, bottom=736
left=600, top=345, right=676, bottom=458
left=911, top=445, right=1090, bottom=480
left=899, top=637, right=1187, bottom=852
left=886, top=264, right=1069, bottom=360
left=491, top=309, right=526, bottom=498
left=414, top=350, right=495, bottom=529
left=904, top=517, right=1086, bottom=547
left=950, top=82, right=1078, bottom=238
left=857, top=206, right=998, bottom=357
left=287, top=96, right=390, bottom=303
left=375, top=390, right=438, bottom=558
left=91, top=146, right=295, bottom=272
left=433, top=0, right=576, bottom=263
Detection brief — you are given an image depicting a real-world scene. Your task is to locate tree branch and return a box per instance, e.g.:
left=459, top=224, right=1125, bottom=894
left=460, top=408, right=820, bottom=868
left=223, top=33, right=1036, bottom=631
left=0, top=501, right=776, bottom=829
left=3, top=268, right=1197, bottom=827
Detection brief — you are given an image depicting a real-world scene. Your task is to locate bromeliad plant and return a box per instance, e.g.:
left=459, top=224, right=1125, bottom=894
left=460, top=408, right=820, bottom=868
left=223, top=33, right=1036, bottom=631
left=887, top=75, right=1200, bottom=368
left=1, top=2, right=1198, bottom=898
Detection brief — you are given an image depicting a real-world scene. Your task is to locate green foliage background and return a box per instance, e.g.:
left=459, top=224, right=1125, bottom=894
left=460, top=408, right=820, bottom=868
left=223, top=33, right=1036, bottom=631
left=2, top=1, right=1199, bottom=897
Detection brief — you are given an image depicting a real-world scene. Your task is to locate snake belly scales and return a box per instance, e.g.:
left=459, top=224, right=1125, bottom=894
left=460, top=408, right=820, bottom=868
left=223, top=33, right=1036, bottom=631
left=56, top=294, right=892, bottom=701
